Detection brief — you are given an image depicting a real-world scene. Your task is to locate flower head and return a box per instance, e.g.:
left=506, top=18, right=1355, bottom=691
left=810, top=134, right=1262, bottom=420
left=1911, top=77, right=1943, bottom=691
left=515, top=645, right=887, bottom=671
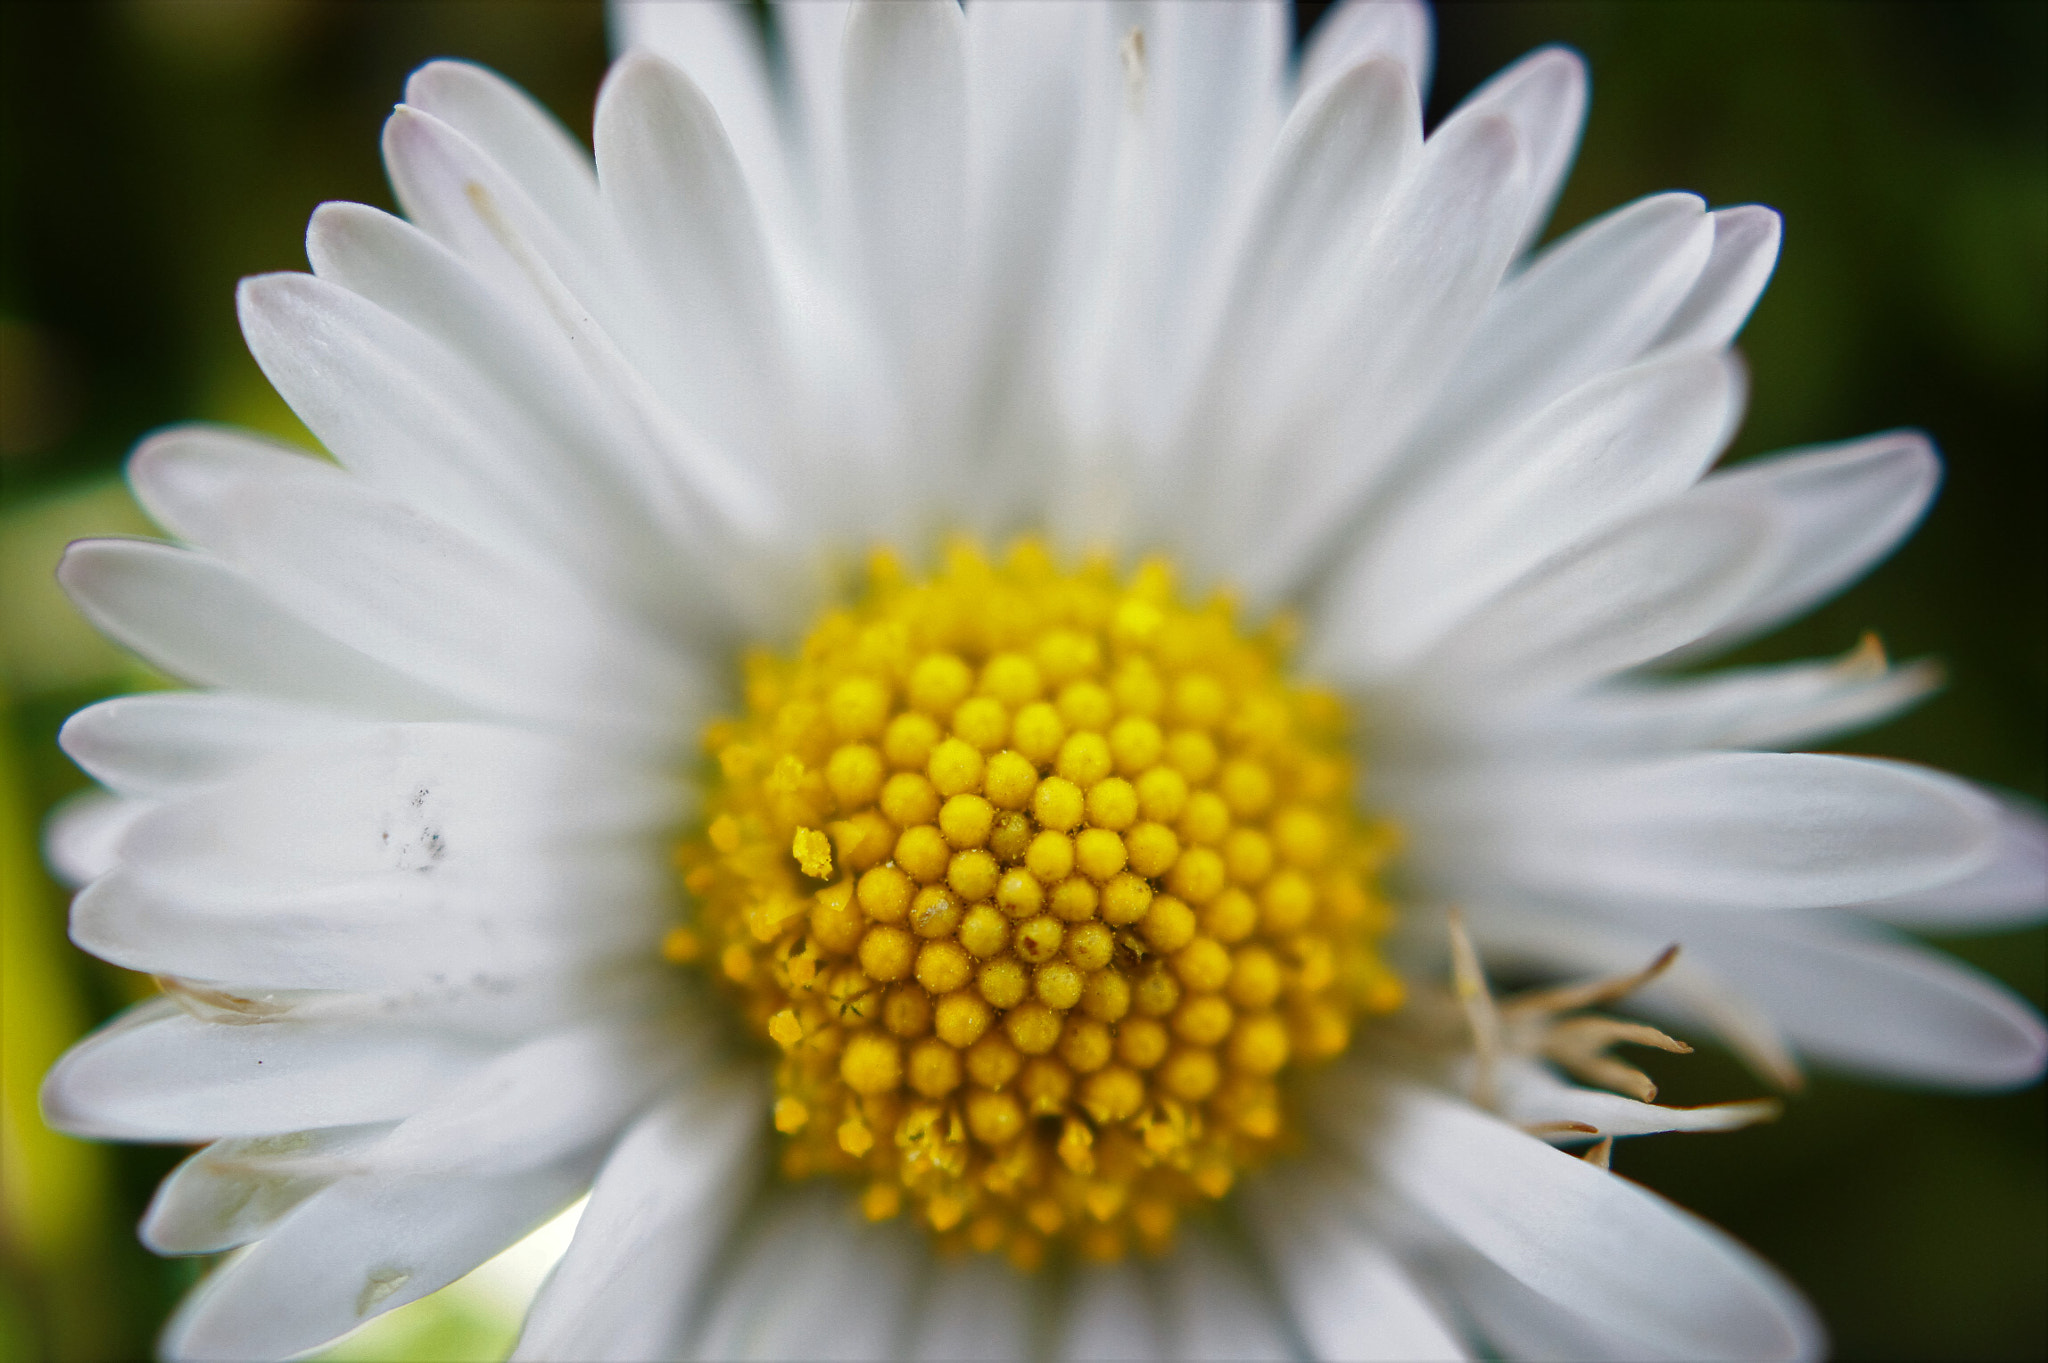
left=39, top=1, right=2045, bottom=1359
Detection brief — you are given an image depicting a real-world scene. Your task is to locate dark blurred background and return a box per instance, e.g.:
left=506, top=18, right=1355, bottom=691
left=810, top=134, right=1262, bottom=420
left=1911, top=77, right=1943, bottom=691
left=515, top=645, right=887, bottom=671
left=1, top=2, right=2041, bottom=1359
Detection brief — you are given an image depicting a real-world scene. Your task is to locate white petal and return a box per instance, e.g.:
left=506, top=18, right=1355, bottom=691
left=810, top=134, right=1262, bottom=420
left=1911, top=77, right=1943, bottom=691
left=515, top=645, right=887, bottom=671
left=1199, top=56, right=1422, bottom=418
left=1484, top=753, right=2000, bottom=911
left=43, top=788, right=147, bottom=888
left=1650, top=204, right=1781, bottom=352
left=378, top=103, right=648, bottom=375
left=126, top=427, right=693, bottom=735
left=69, top=722, right=676, bottom=990
left=359, top=1018, right=680, bottom=1179
left=313, top=192, right=804, bottom=639
left=1850, top=794, right=2048, bottom=929
left=515, top=1077, right=766, bottom=1363
left=1223, top=109, right=1530, bottom=598
left=39, top=997, right=494, bottom=1141
left=611, top=0, right=800, bottom=244
left=840, top=0, right=967, bottom=373
left=141, top=1123, right=393, bottom=1255
left=302, top=204, right=765, bottom=637
left=56, top=539, right=461, bottom=717
left=594, top=53, right=797, bottom=476
left=161, top=1158, right=592, bottom=1362
left=686, top=1185, right=919, bottom=1361
left=1348, top=1077, right=1822, bottom=1361
left=1496, top=1060, right=1779, bottom=1140
left=1155, top=1219, right=1296, bottom=1363
left=1435, top=46, right=1587, bottom=254
left=1243, top=1163, right=1468, bottom=1362
left=148, top=1021, right=665, bottom=1350
left=401, top=60, right=604, bottom=249
left=154, top=962, right=667, bottom=1045
left=377, top=105, right=796, bottom=558
left=1683, top=431, right=1941, bottom=655
left=236, top=255, right=745, bottom=631
left=1299, top=0, right=1433, bottom=103
left=907, top=1251, right=1037, bottom=1363
left=1673, top=911, right=2048, bottom=1089
left=1320, top=347, right=1741, bottom=674
left=303, top=200, right=577, bottom=442
left=1393, top=497, right=1778, bottom=698
left=111, top=720, right=673, bottom=872
left=1138, top=0, right=1292, bottom=315
left=74, top=855, right=664, bottom=994
left=137, top=378, right=555, bottom=571
left=1401, top=192, right=1718, bottom=475
left=1042, top=0, right=1293, bottom=455
left=776, top=2, right=852, bottom=186
left=1058, top=1260, right=1162, bottom=1363
left=1044, top=2, right=1295, bottom=548
left=59, top=691, right=371, bottom=800
left=1443, top=1241, right=1710, bottom=1363
left=956, top=0, right=1102, bottom=516
left=1540, top=645, right=1942, bottom=754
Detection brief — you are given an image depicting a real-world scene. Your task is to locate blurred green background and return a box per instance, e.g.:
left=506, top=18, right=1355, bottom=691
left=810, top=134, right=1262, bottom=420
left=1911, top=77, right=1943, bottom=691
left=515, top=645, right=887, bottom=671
left=1, top=1, right=2041, bottom=1359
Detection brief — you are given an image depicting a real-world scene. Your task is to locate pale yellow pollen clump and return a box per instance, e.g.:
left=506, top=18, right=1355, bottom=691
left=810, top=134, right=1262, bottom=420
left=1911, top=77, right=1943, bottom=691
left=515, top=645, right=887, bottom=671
left=675, top=541, right=1399, bottom=1268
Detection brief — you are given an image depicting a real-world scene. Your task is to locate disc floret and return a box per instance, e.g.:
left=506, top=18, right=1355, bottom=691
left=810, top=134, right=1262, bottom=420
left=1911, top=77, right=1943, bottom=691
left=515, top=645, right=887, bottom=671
left=674, top=541, right=1400, bottom=1267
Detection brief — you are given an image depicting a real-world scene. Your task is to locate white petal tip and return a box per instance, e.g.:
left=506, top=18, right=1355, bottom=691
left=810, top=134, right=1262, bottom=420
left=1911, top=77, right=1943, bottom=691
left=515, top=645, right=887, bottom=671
left=401, top=57, right=500, bottom=112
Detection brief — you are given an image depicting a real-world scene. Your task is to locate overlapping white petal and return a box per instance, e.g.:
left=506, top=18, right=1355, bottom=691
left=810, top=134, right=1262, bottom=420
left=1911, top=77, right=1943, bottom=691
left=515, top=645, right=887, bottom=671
left=1324, top=1076, right=1823, bottom=1361
left=44, top=788, right=150, bottom=887
left=1509, top=641, right=1942, bottom=755
left=1385, top=497, right=1780, bottom=697
left=163, top=1161, right=593, bottom=1361
left=1153, top=1222, right=1298, bottom=1362
left=43, top=997, right=495, bottom=1141
left=1654, top=910, right=2048, bottom=1089
left=402, top=59, right=609, bottom=251
left=1458, top=753, right=1999, bottom=911
left=906, top=1250, right=1036, bottom=1362
left=1321, top=346, right=1744, bottom=670
left=1058, top=1260, right=1164, bottom=1362
left=67, top=721, right=676, bottom=990
left=57, top=538, right=466, bottom=719
left=1450, top=45, right=1585, bottom=244
left=153, top=1016, right=688, bottom=1358
left=1683, top=431, right=1942, bottom=654
left=684, top=1184, right=923, bottom=1361
left=612, top=3, right=788, bottom=212
left=301, top=198, right=780, bottom=636
left=591, top=55, right=797, bottom=478
left=71, top=849, right=665, bottom=994
left=1651, top=204, right=1782, bottom=354
left=61, top=691, right=375, bottom=800
left=1400, top=191, right=1722, bottom=476
left=127, top=430, right=697, bottom=737
left=1299, top=0, right=1432, bottom=102
left=514, top=1074, right=765, bottom=1362
left=1224, top=104, right=1531, bottom=597
left=142, top=1122, right=394, bottom=1256
left=1850, top=794, right=2048, bottom=929
left=1244, top=1163, right=1467, bottom=1361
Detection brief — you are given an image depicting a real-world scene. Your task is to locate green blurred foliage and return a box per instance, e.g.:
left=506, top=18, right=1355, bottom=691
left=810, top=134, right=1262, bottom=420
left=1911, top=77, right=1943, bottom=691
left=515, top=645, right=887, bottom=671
left=1, top=2, right=2040, bottom=1360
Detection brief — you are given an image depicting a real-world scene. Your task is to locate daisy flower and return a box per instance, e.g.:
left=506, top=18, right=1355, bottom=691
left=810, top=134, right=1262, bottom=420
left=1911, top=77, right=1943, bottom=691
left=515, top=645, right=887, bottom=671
left=39, top=1, right=2045, bottom=1359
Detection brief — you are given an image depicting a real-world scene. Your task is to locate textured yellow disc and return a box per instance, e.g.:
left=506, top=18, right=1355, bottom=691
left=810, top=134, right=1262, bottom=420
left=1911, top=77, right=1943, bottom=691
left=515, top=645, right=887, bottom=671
left=674, top=541, right=1401, bottom=1269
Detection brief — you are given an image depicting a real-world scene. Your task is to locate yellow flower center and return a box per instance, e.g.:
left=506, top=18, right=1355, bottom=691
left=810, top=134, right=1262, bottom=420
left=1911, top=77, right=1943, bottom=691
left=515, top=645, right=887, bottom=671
left=671, top=540, right=1402, bottom=1268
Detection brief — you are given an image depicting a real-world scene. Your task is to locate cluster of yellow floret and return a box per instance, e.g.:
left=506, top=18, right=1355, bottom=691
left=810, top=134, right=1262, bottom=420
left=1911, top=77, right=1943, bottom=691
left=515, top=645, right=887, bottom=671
left=670, top=541, right=1401, bottom=1268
